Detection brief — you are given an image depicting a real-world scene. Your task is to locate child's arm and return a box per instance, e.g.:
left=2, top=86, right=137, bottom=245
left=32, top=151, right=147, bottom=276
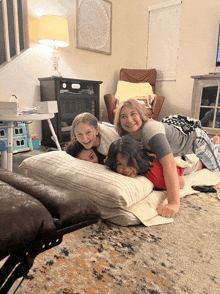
left=157, top=153, right=180, bottom=218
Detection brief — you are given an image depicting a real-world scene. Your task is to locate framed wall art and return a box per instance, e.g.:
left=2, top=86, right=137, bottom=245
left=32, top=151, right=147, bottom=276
left=76, top=0, right=112, bottom=55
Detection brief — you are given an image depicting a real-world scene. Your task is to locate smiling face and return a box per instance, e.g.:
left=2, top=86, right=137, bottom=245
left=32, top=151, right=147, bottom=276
left=116, top=153, right=138, bottom=178
left=119, top=106, right=143, bottom=135
left=77, top=149, right=99, bottom=163
left=75, top=123, right=100, bottom=149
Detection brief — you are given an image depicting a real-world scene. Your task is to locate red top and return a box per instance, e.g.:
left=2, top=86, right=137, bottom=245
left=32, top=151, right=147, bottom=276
left=146, top=158, right=183, bottom=190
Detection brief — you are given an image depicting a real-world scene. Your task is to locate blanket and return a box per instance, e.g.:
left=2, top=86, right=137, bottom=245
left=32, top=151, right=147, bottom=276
left=126, top=169, right=220, bottom=226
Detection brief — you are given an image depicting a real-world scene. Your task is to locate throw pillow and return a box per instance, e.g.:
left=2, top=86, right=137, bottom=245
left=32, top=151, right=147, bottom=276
left=19, top=151, right=153, bottom=210
left=115, top=81, right=154, bottom=103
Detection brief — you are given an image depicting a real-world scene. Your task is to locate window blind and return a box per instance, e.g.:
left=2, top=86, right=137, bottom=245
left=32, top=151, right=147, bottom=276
left=147, top=0, right=182, bottom=81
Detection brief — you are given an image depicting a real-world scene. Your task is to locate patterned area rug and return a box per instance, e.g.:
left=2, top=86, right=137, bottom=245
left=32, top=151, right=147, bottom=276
left=13, top=189, right=220, bottom=294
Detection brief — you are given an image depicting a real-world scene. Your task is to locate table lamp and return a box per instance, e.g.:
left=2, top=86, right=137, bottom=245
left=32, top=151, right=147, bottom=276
left=38, top=15, right=69, bottom=77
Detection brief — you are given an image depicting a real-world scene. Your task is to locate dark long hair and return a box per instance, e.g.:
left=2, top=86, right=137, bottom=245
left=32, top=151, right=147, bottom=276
left=105, top=137, right=154, bottom=175
left=65, top=140, right=85, bottom=158
left=65, top=140, right=105, bottom=164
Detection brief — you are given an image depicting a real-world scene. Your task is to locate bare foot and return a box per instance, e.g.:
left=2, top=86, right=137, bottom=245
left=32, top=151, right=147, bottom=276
left=213, top=135, right=220, bottom=144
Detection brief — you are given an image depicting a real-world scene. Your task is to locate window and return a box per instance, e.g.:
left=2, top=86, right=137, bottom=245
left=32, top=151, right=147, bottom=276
left=147, top=0, right=182, bottom=81
left=0, top=0, right=28, bottom=67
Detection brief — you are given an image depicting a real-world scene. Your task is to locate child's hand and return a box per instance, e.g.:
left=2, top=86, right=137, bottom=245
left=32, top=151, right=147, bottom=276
left=156, top=203, right=179, bottom=218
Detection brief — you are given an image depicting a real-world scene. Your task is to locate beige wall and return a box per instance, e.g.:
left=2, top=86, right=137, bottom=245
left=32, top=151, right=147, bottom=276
left=0, top=0, right=220, bottom=139
left=149, top=0, right=220, bottom=118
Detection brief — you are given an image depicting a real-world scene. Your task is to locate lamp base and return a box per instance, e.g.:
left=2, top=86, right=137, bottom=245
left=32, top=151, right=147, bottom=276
left=51, top=70, right=62, bottom=78
left=51, top=45, right=62, bottom=77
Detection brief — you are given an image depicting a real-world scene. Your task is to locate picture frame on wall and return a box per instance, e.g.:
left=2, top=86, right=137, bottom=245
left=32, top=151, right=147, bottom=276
left=76, top=0, right=112, bottom=55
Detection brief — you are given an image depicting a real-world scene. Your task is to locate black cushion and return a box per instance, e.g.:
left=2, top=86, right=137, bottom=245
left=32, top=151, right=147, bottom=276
left=0, top=170, right=101, bottom=229
left=0, top=181, right=56, bottom=260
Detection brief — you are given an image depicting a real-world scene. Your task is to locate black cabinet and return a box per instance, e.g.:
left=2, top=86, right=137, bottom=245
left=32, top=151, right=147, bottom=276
left=38, top=77, right=103, bottom=147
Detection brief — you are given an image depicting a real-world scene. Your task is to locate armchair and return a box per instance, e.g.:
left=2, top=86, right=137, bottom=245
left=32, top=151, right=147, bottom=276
left=104, top=68, right=165, bottom=124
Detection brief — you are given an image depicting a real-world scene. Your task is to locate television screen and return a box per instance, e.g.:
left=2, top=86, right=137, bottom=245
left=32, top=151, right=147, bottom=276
left=216, top=24, right=220, bottom=67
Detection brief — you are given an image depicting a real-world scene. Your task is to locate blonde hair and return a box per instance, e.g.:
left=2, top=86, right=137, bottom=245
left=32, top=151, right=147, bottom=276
left=71, top=112, right=99, bottom=140
left=114, top=99, right=150, bottom=136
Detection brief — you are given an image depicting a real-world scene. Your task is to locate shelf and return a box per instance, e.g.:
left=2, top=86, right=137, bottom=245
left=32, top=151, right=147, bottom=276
left=39, top=77, right=102, bottom=147
left=191, top=75, right=220, bottom=135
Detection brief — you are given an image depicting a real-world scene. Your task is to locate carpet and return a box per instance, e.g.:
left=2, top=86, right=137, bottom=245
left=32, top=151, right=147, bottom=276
left=13, top=187, right=220, bottom=294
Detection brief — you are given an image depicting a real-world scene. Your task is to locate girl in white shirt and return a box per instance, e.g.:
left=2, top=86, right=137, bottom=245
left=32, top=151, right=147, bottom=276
left=70, top=112, right=120, bottom=156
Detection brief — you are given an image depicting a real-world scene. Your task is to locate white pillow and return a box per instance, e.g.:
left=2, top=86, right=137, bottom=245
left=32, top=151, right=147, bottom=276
left=19, top=151, right=153, bottom=210
left=115, top=81, right=154, bottom=103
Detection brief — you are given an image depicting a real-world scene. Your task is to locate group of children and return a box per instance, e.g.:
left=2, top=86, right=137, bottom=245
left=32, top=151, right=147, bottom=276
left=66, top=99, right=220, bottom=219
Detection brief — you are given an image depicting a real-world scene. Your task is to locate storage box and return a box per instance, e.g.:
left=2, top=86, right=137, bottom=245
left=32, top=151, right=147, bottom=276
left=0, top=102, right=18, bottom=115
left=36, top=101, right=58, bottom=114
left=31, top=134, right=40, bottom=150
left=0, top=140, right=7, bottom=152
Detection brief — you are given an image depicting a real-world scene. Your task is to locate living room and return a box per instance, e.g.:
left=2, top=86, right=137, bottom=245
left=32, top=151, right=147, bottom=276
left=0, top=0, right=220, bottom=140
left=1, top=1, right=220, bottom=293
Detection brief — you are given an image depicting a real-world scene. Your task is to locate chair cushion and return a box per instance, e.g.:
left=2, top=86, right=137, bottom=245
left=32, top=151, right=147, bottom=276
left=115, top=81, right=154, bottom=103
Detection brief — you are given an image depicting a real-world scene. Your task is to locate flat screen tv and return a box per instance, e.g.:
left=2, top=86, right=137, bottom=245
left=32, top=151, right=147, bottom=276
left=216, top=24, right=220, bottom=67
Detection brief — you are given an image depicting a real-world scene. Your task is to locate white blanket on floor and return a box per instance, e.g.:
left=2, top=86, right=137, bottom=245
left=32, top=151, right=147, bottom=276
left=125, top=169, right=220, bottom=226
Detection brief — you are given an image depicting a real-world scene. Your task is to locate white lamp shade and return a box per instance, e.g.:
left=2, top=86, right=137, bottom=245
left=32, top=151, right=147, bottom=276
left=38, top=15, right=69, bottom=47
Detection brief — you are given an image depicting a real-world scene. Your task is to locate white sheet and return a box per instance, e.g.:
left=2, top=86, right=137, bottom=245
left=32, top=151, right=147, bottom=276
left=126, top=169, right=220, bottom=226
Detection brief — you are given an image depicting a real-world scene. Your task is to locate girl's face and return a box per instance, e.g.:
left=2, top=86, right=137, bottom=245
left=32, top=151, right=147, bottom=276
left=119, top=106, right=143, bottom=134
left=116, top=153, right=138, bottom=178
left=77, top=149, right=98, bottom=163
left=75, top=123, right=100, bottom=149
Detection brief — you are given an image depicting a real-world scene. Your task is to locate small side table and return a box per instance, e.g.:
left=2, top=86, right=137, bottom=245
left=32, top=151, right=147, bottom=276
left=1, top=113, right=61, bottom=171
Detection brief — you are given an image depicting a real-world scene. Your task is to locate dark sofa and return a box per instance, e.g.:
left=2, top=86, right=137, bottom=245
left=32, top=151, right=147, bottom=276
left=0, top=170, right=100, bottom=294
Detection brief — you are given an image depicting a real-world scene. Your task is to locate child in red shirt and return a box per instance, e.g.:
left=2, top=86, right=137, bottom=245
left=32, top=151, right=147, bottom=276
left=145, top=154, right=184, bottom=190
left=105, top=137, right=184, bottom=190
